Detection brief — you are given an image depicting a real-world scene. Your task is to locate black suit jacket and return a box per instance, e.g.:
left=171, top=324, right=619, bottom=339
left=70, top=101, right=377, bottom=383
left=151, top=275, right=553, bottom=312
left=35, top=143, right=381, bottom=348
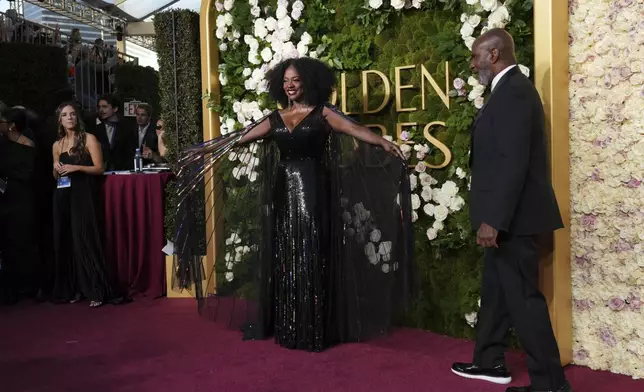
left=135, top=123, right=159, bottom=152
left=91, top=121, right=135, bottom=171
left=469, top=66, right=563, bottom=235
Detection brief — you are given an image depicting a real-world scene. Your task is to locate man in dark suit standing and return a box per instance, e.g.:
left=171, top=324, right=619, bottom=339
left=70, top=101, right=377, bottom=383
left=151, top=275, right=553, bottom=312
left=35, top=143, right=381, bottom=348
left=92, top=94, right=134, bottom=171
left=134, top=103, right=162, bottom=165
left=451, top=29, right=571, bottom=392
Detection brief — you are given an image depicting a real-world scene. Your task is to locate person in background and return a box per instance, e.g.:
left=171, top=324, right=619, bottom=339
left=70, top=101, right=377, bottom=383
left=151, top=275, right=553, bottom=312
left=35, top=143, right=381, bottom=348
left=51, top=102, right=128, bottom=307
left=0, top=108, right=38, bottom=305
left=134, top=104, right=161, bottom=164
left=156, top=118, right=167, bottom=159
left=90, top=94, right=133, bottom=171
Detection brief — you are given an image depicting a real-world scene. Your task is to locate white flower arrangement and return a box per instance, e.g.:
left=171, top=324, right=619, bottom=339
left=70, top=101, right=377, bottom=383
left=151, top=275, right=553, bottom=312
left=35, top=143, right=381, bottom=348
left=568, top=0, right=644, bottom=379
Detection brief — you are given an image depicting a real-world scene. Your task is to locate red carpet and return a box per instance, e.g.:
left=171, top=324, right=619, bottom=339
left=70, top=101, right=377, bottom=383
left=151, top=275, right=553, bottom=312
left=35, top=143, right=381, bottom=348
left=1, top=299, right=641, bottom=392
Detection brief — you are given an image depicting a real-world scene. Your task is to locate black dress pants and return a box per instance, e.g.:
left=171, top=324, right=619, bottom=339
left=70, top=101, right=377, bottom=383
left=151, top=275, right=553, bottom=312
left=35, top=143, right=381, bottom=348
left=473, top=234, right=566, bottom=390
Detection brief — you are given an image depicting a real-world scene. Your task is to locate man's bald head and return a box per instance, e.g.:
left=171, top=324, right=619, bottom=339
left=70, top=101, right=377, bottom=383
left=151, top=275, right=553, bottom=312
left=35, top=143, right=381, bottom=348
left=470, top=29, right=517, bottom=86
left=474, top=28, right=517, bottom=63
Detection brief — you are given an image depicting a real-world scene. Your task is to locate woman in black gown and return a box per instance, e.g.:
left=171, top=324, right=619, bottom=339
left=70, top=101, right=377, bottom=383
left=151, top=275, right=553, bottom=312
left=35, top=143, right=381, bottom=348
left=0, top=108, right=38, bottom=304
left=51, top=102, right=123, bottom=307
left=175, top=58, right=415, bottom=352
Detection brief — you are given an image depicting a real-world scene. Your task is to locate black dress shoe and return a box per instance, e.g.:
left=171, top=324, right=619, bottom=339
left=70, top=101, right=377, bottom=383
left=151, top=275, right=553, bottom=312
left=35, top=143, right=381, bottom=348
left=506, top=380, right=572, bottom=392
left=451, top=362, right=512, bottom=384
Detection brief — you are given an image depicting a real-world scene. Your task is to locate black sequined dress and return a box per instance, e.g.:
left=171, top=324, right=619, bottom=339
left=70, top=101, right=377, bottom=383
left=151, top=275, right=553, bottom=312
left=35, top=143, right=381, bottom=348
left=175, top=104, right=414, bottom=352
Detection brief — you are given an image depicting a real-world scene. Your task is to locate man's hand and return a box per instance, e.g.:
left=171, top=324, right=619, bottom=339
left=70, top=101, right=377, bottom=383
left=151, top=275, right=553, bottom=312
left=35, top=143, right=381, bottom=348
left=142, top=145, right=153, bottom=159
left=477, top=223, right=498, bottom=248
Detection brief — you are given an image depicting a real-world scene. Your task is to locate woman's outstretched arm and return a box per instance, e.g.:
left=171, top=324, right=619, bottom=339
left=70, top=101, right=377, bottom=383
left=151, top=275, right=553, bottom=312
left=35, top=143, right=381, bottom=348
left=237, top=118, right=271, bottom=145
left=322, top=107, right=404, bottom=159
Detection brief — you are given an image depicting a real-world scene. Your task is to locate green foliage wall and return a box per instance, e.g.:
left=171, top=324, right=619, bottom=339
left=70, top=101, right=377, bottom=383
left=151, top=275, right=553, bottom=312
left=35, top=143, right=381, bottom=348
left=0, top=43, right=68, bottom=117
left=155, top=9, right=204, bottom=240
left=113, top=63, right=161, bottom=115
left=213, top=0, right=534, bottom=339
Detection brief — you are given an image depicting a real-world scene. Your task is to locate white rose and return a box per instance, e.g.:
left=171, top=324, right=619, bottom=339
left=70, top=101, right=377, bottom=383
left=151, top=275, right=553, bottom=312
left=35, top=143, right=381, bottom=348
left=415, top=161, right=427, bottom=173
left=468, top=15, right=482, bottom=28
left=265, top=17, right=277, bottom=31
left=250, top=6, right=261, bottom=17
left=277, top=26, right=294, bottom=42
left=442, top=181, right=459, bottom=197
left=277, top=0, right=288, bottom=7
left=455, top=167, right=466, bottom=179
left=390, top=0, right=406, bottom=10
left=449, top=196, right=465, bottom=212
left=223, top=13, right=233, bottom=26
left=277, top=17, right=291, bottom=30
left=488, top=5, right=510, bottom=25
left=248, top=52, right=261, bottom=65
left=411, top=194, right=421, bottom=210
left=292, top=0, right=304, bottom=11
left=232, top=101, right=243, bottom=113
left=291, top=9, right=302, bottom=20
left=370, top=229, right=382, bottom=243
left=426, top=228, right=438, bottom=241
left=223, top=0, right=234, bottom=11
left=480, top=0, right=499, bottom=12
left=215, top=2, right=224, bottom=12
left=421, top=187, right=433, bottom=202
left=432, top=221, right=444, bottom=231
left=409, top=174, right=418, bottom=191
left=460, top=13, right=468, bottom=23
left=260, top=47, right=273, bottom=62
left=423, top=203, right=435, bottom=216
left=242, top=68, right=252, bottom=77
left=465, top=311, right=478, bottom=327
left=369, top=0, right=384, bottom=9
left=474, top=96, right=485, bottom=109
left=464, top=37, right=475, bottom=50
left=411, top=211, right=418, bottom=222
left=434, top=205, right=449, bottom=222
left=467, top=76, right=480, bottom=86
left=225, top=272, right=234, bottom=282
left=225, top=118, right=236, bottom=131
left=466, top=0, right=478, bottom=5
left=215, top=26, right=226, bottom=40
left=300, top=32, right=313, bottom=46
left=276, top=6, right=288, bottom=20
left=453, top=78, right=466, bottom=90
left=518, top=64, right=530, bottom=77
left=219, top=73, right=227, bottom=86
left=254, top=25, right=268, bottom=39
left=296, top=41, right=308, bottom=56
left=220, top=43, right=228, bottom=51
left=378, top=241, right=392, bottom=261
left=460, top=23, right=475, bottom=39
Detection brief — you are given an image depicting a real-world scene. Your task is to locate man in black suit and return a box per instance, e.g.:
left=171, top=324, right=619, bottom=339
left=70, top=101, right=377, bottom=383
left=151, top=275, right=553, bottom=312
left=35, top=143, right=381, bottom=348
left=92, top=94, right=134, bottom=171
left=134, top=103, right=161, bottom=165
left=451, top=29, right=571, bottom=392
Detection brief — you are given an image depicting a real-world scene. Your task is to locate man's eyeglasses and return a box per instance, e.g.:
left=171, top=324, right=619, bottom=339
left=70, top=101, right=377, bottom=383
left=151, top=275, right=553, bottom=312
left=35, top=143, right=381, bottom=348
left=156, top=125, right=163, bottom=130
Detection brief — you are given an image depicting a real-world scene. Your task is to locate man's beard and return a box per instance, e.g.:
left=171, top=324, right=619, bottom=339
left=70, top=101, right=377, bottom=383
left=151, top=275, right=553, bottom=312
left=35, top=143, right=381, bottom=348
left=477, top=68, right=494, bottom=86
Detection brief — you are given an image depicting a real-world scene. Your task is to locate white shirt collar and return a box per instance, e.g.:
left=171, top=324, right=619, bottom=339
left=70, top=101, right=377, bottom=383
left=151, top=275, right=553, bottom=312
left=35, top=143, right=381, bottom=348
left=491, top=64, right=517, bottom=92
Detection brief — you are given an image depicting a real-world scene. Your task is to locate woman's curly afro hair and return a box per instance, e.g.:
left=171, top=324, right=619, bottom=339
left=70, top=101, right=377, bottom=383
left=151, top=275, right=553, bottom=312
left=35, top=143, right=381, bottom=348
left=266, top=57, right=336, bottom=108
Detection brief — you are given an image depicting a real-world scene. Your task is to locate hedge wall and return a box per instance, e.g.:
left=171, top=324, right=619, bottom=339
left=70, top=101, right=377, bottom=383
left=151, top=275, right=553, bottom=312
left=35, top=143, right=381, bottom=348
left=154, top=9, right=204, bottom=241
left=113, top=63, right=161, bottom=115
left=0, top=43, right=68, bottom=117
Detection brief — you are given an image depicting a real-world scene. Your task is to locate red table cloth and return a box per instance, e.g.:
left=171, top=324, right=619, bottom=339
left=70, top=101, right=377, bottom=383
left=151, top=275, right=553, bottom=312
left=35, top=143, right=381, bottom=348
left=102, top=172, right=173, bottom=297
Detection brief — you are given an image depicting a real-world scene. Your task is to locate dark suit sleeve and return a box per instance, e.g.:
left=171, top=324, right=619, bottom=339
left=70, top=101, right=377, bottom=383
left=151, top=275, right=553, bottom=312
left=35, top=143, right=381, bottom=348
left=484, top=92, right=533, bottom=232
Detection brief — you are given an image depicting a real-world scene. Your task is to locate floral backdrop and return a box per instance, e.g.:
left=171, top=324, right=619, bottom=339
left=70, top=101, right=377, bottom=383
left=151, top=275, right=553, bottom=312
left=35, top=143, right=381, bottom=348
left=569, top=0, right=644, bottom=379
left=209, top=0, right=533, bottom=337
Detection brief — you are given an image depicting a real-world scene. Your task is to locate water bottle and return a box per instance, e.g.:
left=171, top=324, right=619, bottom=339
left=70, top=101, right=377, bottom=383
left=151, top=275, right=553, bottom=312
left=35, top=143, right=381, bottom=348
left=134, top=148, right=142, bottom=172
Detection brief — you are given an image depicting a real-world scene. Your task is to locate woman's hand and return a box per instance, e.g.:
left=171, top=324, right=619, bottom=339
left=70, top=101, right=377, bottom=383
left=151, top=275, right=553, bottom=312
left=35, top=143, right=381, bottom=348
left=381, top=139, right=405, bottom=160
left=58, top=164, right=79, bottom=176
